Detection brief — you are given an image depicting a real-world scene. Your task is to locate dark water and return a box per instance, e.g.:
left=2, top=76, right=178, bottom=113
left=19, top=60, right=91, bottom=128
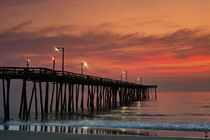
left=1, top=92, right=210, bottom=138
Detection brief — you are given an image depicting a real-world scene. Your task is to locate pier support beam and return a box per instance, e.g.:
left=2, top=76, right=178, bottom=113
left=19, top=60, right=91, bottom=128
left=80, top=84, right=84, bottom=111
left=71, top=84, right=74, bottom=112
left=44, top=82, right=49, bottom=115
left=28, top=81, right=38, bottom=117
left=76, top=84, right=79, bottom=110
left=68, top=83, right=72, bottom=112
left=63, top=83, right=67, bottom=113
left=50, top=82, right=55, bottom=112
left=2, top=79, right=10, bottom=121
left=39, top=82, right=44, bottom=118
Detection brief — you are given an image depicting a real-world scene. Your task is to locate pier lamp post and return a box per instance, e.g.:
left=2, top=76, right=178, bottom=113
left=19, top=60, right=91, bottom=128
left=135, top=77, right=143, bottom=84
left=81, top=61, right=88, bottom=75
left=54, top=47, right=64, bottom=74
left=136, top=77, right=140, bottom=84
left=26, top=59, right=30, bottom=68
left=121, top=70, right=127, bottom=82
left=52, top=57, right=55, bottom=70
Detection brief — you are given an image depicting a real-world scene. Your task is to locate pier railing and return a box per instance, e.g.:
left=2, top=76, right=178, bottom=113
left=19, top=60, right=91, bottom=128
left=0, top=67, right=156, bottom=87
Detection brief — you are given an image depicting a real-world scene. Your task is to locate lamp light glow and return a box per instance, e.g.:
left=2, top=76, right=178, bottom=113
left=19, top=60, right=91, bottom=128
left=83, top=61, right=88, bottom=67
left=54, top=47, right=60, bottom=51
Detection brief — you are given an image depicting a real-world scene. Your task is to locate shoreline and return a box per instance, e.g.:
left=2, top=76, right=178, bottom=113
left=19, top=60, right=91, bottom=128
left=0, top=125, right=208, bottom=139
left=0, top=130, right=207, bottom=140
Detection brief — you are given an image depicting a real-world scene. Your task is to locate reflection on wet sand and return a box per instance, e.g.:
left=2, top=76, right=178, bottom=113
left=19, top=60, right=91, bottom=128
left=2, top=125, right=209, bottom=138
left=3, top=125, right=153, bottom=136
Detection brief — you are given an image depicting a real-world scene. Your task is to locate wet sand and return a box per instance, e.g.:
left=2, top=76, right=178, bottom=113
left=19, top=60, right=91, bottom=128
left=0, top=130, right=207, bottom=140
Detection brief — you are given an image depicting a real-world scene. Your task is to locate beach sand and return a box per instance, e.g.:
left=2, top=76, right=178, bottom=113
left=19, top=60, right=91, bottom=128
left=0, top=130, right=207, bottom=140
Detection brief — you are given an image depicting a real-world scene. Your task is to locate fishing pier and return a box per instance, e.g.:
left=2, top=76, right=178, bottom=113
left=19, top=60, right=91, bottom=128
left=0, top=67, right=157, bottom=121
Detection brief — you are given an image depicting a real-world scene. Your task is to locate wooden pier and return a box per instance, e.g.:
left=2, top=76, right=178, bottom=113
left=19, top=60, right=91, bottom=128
left=0, top=67, right=157, bottom=121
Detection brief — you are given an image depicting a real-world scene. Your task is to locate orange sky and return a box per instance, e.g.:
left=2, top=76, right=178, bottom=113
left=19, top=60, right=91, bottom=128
left=1, top=0, right=210, bottom=91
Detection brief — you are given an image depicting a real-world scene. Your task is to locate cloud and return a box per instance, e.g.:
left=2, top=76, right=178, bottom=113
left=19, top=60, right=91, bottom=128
left=123, top=16, right=180, bottom=29
left=0, top=21, right=32, bottom=38
left=0, top=0, right=47, bottom=9
left=0, top=22, right=210, bottom=74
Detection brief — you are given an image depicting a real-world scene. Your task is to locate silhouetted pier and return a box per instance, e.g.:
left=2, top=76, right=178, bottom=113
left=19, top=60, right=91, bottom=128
left=0, top=67, right=157, bottom=121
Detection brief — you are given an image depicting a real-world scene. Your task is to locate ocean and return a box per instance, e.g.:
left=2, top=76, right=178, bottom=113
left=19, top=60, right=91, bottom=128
left=0, top=92, right=210, bottom=138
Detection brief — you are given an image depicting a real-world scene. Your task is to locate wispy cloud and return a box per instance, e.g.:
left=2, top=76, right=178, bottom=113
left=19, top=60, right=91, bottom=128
left=0, top=21, right=32, bottom=38
left=0, top=0, right=48, bottom=9
left=0, top=22, right=210, bottom=76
